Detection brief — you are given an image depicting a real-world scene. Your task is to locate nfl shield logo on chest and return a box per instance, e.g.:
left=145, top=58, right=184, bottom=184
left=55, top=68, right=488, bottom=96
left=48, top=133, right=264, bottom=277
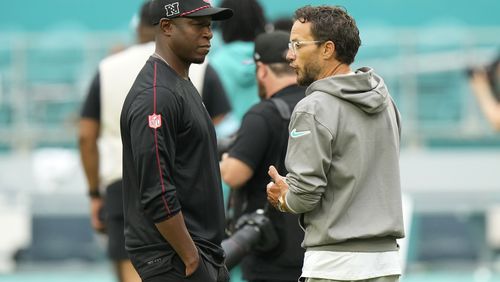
left=148, top=114, right=162, bottom=129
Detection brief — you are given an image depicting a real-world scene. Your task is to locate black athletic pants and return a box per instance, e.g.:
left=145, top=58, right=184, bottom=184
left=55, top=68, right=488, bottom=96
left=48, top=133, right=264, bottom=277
left=143, top=249, right=229, bottom=282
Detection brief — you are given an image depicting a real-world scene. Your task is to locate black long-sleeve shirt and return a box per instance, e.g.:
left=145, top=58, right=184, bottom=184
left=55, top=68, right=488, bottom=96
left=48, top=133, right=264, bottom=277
left=120, top=57, right=226, bottom=279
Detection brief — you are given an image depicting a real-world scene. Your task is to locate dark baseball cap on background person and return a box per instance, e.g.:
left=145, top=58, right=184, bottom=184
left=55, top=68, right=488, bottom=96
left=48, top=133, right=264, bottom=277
left=253, top=31, right=290, bottom=64
left=150, top=0, right=233, bottom=24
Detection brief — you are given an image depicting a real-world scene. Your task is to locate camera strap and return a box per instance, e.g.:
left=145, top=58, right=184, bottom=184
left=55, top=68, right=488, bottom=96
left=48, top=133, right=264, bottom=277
left=264, top=97, right=293, bottom=213
left=229, top=97, right=293, bottom=225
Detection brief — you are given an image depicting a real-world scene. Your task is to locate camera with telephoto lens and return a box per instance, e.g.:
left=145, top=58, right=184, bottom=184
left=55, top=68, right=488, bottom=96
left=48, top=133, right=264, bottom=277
left=217, top=137, right=280, bottom=269
left=221, top=209, right=279, bottom=270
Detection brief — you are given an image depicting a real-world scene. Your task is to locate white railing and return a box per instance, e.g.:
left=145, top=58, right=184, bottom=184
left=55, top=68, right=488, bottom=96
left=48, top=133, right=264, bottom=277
left=0, top=28, right=499, bottom=151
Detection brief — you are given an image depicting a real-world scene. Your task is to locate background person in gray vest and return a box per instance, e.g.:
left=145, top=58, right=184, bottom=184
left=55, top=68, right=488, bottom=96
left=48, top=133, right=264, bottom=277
left=266, top=5, right=405, bottom=282
left=78, top=2, right=155, bottom=281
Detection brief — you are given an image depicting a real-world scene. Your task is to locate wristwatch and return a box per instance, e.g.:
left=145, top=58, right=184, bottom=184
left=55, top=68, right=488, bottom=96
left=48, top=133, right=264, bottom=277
left=277, top=193, right=287, bottom=212
left=88, top=189, right=101, bottom=199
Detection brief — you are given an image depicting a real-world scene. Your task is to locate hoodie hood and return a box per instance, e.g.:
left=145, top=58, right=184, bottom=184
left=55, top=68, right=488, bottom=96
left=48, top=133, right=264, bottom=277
left=210, top=41, right=256, bottom=88
left=306, top=67, right=389, bottom=114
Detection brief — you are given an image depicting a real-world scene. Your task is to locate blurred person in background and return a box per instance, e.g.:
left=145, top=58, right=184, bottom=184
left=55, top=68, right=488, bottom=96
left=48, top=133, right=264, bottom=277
left=78, top=2, right=155, bottom=282
left=266, top=5, right=405, bottom=282
left=210, top=5, right=267, bottom=280
left=210, top=0, right=266, bottom=137
left=220, top=30, right=305, bottom=282
left=469, top=55, right=500, bottom=131
left=119, top=0, right=233, bottom=281
left=272, top=17, right=294, bottom=33
left=190, top=60, right=232, bottom=126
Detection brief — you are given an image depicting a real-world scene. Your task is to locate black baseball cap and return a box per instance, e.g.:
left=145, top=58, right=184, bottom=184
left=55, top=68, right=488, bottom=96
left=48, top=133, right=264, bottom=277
left=254, top=31, right=290, bottom=64
left=150, top=0, right=233, bottom=24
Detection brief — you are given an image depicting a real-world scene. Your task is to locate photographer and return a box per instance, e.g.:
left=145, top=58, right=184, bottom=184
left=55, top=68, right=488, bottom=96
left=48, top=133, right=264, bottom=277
left=219, top=31, right=305, bottom=282
left=469, top=56, right=500, bottom=131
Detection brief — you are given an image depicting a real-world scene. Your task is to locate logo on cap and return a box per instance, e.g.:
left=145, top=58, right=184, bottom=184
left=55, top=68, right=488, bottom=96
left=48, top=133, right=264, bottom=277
left=148, top=114, right=162, bottom=129
left=164, top=2, right=180, bottom=17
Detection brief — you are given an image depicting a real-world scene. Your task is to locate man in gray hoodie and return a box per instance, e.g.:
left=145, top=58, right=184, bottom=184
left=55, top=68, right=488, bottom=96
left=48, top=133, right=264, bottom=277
left=266, top=5, right=405, bottom=282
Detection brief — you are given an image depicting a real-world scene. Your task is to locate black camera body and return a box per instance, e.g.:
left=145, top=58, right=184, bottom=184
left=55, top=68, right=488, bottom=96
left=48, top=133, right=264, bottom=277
left=221, top=209, right=279, bottom=270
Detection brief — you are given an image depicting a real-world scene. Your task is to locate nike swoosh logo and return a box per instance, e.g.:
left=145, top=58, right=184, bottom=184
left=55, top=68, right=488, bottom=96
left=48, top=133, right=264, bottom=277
left=290, top=128, right=311, bottom=138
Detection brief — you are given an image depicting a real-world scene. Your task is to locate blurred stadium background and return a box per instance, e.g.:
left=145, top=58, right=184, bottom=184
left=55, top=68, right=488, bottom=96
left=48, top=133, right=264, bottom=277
left=1, top=0, right=500, bottom=281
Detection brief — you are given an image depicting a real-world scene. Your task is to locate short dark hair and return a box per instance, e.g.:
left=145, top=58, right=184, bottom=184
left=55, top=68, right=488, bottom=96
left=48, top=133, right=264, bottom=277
left=294, top=5, right=361, bottom=65
left=268, top=63, right=295, bottom=77
left=139, top=1, right=154, bottom=27
left=219, top=0, right=266, bottom=43
left=273, top=17, right=293, bottom=32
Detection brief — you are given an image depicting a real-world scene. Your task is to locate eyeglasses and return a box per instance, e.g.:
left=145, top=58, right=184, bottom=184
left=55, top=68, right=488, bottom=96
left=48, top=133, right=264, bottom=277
left=288, top=40, right=324, bottom=56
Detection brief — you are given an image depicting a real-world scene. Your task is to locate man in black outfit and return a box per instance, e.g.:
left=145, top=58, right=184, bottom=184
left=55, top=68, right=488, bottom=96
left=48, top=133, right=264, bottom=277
left=120, top=1, right=232, bottom=281
left=220, top=31, right=305, bottom=282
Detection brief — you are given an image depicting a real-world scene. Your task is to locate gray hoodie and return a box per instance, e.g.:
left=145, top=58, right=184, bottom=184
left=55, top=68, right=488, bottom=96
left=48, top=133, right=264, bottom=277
left=284, top=67, right=405, bottom=252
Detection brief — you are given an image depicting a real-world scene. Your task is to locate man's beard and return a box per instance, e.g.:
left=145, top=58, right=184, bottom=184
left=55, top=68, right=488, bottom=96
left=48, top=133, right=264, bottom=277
left=297, top=62, right=321, bottom=86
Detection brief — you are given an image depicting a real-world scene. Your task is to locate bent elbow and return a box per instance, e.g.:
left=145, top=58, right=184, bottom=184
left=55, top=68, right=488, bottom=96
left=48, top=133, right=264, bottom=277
left=78, top=132, right=96, bottom=146
left=221, top=172, right=242, bottom=189
left=78, top=134, right=90, bottom=148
